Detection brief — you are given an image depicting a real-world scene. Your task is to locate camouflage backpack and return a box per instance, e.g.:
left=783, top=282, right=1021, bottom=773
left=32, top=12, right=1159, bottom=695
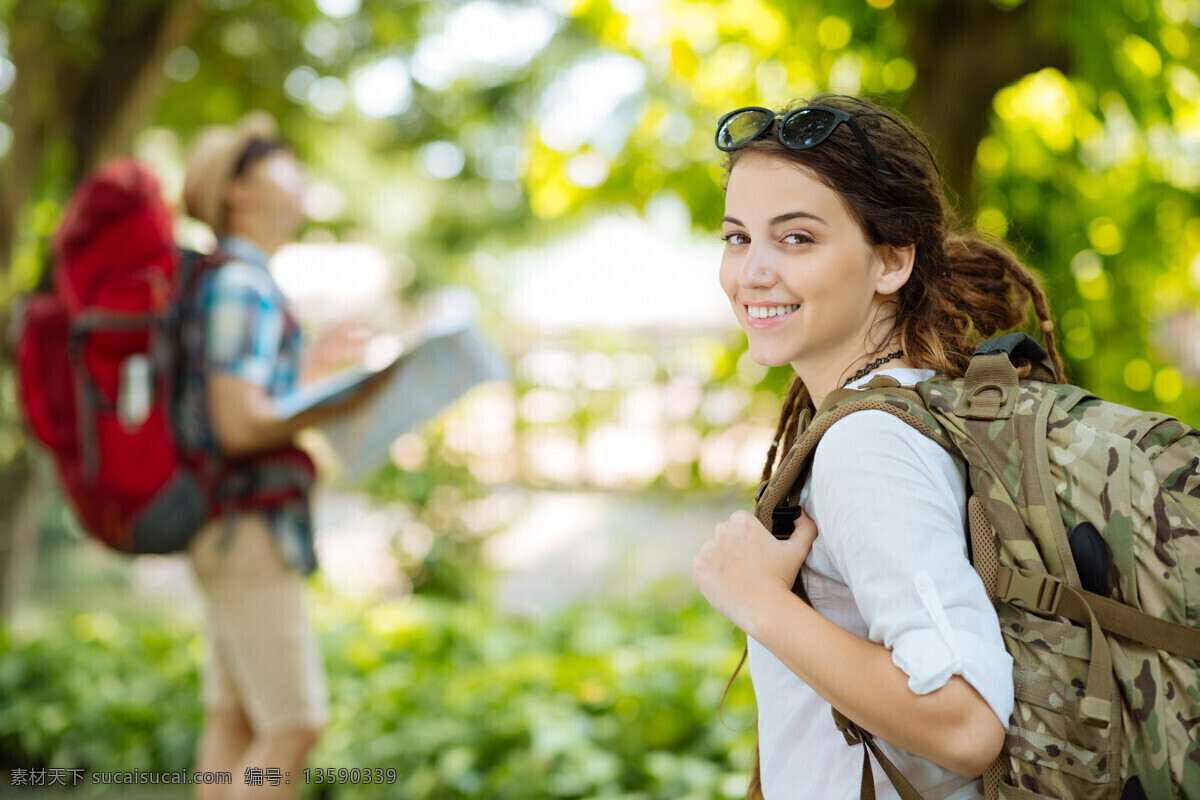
left=754, top=332, right=1200, bottom=800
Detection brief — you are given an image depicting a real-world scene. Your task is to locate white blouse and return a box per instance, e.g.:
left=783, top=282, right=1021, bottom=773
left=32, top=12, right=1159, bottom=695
left=748, top=368, right=1014, bottom=800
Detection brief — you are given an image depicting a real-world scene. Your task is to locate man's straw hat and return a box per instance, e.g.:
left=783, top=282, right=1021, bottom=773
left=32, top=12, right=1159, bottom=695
left=183, top=110, right=279, bottom=232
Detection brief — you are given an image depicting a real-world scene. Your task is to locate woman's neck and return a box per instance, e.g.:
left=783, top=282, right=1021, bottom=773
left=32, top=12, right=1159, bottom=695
left=796, top=342, right=913, bottom=410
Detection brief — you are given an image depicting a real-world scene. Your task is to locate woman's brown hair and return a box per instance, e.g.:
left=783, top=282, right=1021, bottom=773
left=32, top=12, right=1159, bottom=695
left=718, top=94, right=1064, bottom=799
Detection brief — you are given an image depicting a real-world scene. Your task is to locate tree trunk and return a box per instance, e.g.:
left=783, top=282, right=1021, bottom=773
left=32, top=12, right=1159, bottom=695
left=0, top=454, right=49, bottom=619
left=0, top=0, right=203, bottom=619
left=0, top=0, right=203, bottom=275
left=905, top=0, right=1070, bottom=216
left=0, top=2, right=53, bottom=275
left=72, top=0, right=203, bottom=176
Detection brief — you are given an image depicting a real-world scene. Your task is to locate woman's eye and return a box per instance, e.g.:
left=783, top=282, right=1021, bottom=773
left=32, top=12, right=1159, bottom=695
left=722, top=232, right=748, bottom=245
left=782, top=232, right=812, bottom=245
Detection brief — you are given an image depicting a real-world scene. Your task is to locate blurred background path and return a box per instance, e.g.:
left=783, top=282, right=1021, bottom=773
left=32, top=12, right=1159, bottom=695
left=47, top=485, right=742, bottom=617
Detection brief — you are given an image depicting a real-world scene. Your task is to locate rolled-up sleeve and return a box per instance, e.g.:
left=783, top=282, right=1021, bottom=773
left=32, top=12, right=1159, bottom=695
left=809, top=410, right=1014, bottom=727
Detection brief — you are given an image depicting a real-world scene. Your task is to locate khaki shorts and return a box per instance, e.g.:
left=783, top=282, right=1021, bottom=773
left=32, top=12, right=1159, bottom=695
left=188, top=513, right=328, bottom=736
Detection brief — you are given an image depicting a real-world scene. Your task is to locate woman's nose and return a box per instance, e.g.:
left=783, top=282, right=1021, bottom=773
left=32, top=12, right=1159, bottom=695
left=738, top=245, right=775, bottom=288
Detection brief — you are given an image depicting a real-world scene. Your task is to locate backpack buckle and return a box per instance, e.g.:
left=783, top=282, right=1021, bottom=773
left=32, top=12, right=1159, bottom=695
left=1077, top=695, right=1111, bottom=727
left=863, top=374, right=901, bottom=389
left=996, top=567, right=1062, bottom=616
left=771, top=504, right=803, bottom=539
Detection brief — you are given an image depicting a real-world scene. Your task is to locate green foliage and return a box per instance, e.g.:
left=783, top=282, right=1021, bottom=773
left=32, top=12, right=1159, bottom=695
left=0, top=584, right=755, bottom=800
left=360, top=428, right=496, bottom=602
left=316, top=583, right=753, bottom=799
left=977, top=60, right=1200, bottom=420
left=0, top=612, right=202, bottom=773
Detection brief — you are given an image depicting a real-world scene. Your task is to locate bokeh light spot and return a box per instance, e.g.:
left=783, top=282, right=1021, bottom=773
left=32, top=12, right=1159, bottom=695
left=817, top=16, right=852, bottom=50
left=1121, top=33, right=1163, bottom=78
left=317, top=0, right=361, bottom=17
left=1087, top=217, right=1124, bottom=255
left=351, top=56, right=413, bottom=118
left=977, top=137, right=1008, bottom=173
left=975, top=207, right=1008, bottom=237
left=1124, top=359, right=1153, bottom=392
left=163, top=46, right=199, bottom=82
left=419, top=141, right=466, bottom=180
left=1154, top=367, right=1183, bottom=403
left=881, top=58, right=915, bottom=91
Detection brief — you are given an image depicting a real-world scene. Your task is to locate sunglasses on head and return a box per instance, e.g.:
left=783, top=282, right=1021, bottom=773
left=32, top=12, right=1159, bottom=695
left=715, top=105, right=895, bottom=178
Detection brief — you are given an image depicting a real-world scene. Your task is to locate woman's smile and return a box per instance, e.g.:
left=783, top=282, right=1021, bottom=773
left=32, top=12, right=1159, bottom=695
left=744, top=302, right=801, bottom=328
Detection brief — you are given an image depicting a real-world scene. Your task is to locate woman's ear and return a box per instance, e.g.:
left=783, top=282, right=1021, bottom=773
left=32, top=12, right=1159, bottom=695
left=874, top=243, right=916, bottom=296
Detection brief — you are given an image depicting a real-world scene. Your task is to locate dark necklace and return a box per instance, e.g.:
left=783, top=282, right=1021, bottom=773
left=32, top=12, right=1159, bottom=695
left=843, top=350, right=905, bottom=387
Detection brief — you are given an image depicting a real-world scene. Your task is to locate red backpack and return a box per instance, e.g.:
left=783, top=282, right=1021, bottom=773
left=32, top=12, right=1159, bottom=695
left=14, top=158, right=314, bottom=554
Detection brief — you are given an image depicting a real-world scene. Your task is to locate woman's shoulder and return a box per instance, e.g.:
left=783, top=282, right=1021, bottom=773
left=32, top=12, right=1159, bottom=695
left=818, top=407, right=941, bottom=455
left=813, top=407, right=964, bottom=499
left=818, top=368, right=946, bottom=458
left=808, top=407, right=968, bottom=557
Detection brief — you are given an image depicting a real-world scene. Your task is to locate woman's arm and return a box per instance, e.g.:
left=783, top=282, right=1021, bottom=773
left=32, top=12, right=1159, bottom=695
left=692, top=510, right=1005, bottom=778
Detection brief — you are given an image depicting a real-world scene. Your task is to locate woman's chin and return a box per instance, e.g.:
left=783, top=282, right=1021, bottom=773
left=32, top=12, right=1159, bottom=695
left=745, top=347, right=792, bottom=369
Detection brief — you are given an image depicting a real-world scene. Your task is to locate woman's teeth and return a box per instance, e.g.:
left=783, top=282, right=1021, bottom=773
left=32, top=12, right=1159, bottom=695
left=747, top=304, right=799, bottom=319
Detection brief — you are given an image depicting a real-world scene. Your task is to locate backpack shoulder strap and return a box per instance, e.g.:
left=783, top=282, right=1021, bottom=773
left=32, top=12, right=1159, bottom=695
left=749, top=380, right=947, bottom=800
left=831, top=708, right=926, bottom=800
left=755, top=377, right=953, bottom=537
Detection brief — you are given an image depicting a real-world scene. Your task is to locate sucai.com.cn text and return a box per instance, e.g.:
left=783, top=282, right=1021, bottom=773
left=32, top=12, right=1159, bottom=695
left=8, top=768, right=233, bottom=787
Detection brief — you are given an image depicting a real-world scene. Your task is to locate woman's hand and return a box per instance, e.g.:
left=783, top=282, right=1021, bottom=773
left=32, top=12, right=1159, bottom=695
left=691, top=509, right=817, bottom=634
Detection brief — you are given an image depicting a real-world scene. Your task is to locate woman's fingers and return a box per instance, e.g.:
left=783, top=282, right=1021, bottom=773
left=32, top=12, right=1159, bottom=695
left=770, top=510, right=815, bottom=577
left=789, top=510, right=818, bottom=548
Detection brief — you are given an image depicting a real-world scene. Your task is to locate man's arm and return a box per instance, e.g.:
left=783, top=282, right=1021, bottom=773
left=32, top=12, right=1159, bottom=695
left=207, top=362, right=396, bottom=459
left=207, top=373, right=332, bottom=459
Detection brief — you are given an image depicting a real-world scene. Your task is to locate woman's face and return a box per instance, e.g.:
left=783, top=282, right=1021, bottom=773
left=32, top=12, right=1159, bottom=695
left=719, top=152, right=893, bottom=379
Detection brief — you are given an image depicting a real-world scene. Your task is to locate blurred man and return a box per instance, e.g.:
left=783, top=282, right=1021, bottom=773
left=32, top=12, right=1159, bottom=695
left=181, top=112, right=375, bottom=800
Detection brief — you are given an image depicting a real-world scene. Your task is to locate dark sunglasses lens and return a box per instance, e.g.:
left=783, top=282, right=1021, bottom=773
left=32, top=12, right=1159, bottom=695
left=718, top=109, right=772, bottom=149
left=781, top=109, right=837, bottom=148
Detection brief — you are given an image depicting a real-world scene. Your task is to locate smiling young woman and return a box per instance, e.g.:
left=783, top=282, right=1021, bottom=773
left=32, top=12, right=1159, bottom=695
left=691, top=95, right=1064, bottom=800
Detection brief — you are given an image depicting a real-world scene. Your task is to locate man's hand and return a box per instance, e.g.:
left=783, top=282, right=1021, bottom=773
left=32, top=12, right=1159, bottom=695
left=300, top=321, right=373, bottom=384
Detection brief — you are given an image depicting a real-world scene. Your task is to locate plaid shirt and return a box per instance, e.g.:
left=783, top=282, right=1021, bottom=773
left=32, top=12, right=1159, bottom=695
left=178, top=236, right=314, bottom=573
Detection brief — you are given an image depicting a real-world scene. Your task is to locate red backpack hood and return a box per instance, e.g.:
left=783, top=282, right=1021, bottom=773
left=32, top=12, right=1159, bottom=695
left=53, top=158, right=175, bottom=312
